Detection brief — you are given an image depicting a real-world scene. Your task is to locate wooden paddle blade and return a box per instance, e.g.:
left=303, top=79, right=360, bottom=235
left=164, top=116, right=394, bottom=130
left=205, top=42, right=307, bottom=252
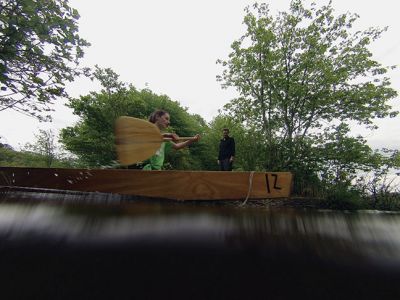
left=115, top=116, right=163, bottom=165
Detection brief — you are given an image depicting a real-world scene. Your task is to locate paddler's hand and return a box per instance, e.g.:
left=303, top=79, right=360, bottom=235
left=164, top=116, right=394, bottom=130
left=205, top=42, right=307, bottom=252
left=170, top=133, right=180, bottom=142
left=162, top=133, right=180, bottom=142
left=193, top=134, right=200, bottom=142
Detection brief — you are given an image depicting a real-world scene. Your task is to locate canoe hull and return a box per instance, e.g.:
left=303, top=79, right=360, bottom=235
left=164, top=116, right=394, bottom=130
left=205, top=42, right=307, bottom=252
left=0, top=167, right=292, bottom=201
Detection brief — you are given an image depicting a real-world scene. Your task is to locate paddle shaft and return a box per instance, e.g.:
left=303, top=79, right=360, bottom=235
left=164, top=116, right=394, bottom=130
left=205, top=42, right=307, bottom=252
left=115, top=116, right=198, bottom=165
left=163, top=137, right=196, bottom=141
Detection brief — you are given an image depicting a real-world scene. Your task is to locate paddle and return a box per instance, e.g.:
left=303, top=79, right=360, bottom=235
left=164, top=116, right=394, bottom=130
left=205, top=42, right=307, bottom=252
left=114, top=116, right=194, bottom=165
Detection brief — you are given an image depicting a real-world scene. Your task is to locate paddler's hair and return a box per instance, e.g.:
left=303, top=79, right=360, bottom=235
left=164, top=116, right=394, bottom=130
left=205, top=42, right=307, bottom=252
left=148, top=109, right=169, bottom=123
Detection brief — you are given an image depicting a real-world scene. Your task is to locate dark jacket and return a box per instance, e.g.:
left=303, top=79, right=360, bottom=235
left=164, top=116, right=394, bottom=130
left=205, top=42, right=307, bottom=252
left=218, top=136, right=235, bottom=160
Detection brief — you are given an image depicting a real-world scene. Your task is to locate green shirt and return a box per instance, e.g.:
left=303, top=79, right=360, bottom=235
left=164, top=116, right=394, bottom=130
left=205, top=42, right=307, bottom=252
left=142, top=142, right=171, bottom=170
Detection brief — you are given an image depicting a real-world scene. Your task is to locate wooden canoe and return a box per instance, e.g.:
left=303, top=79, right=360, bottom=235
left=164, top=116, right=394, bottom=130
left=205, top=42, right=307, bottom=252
left=0, top=167, right=292, bottom=201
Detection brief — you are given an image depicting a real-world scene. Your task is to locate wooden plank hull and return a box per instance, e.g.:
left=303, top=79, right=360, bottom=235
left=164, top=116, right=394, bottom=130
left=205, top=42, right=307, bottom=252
left=0, top=167, right=292, bottom=201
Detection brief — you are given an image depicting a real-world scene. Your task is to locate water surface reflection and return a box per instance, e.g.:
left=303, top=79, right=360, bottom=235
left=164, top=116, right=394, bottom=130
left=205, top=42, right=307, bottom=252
left=1, top=197, right=400, bottom=299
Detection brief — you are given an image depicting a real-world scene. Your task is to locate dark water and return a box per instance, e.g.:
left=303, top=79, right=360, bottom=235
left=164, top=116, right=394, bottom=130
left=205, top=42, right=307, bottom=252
left=1, top=190, right=400, bottom=299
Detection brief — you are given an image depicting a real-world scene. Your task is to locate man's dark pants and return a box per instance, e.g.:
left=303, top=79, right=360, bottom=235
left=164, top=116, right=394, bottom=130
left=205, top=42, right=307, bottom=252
left=219, top=158, right=232, bottom=171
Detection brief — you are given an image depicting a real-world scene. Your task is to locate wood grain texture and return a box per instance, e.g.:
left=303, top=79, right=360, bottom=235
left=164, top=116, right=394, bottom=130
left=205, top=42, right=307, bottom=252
left=0, top=167, right=293, bottom=201
left=114, top=116, right=163, bottom=165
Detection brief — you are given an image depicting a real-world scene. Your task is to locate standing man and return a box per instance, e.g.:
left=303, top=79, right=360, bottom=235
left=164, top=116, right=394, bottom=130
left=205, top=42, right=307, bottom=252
left=217, top=128, right=235, bottom=171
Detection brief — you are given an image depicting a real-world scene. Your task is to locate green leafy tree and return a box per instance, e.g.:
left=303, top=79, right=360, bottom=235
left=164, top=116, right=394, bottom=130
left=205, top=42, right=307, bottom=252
left=217, top=0, right=398, bottom=177
left=0, top=0, right=90, bottom=121
left=60, top=66, right=208, bottom=169
left=60, top=67, right=135, bottom=166
left=317, top=124, right=375, bottom=183
left=23, top=129, right=59, bottom=167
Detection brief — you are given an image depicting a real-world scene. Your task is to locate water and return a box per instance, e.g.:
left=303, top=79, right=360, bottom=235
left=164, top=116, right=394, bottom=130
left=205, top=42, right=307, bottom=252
left=1, top=191, right=400, bottom=299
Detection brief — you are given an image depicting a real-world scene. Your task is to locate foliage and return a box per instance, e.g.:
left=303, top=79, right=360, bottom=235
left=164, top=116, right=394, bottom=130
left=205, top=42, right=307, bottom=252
left=23, top=129, right=58, bottom=167
left=205, top=113, right=267, bottom=171
left=217, top=0, right=398, bottom=181
left=372, top=192, right=400, bottom=211
left=0, top=0, right=90, bottom=121
left=354, top=149, right=400, bottom=209
left=316, top=124, right=380, bottom=184
left=0, top=144, right=80, bottom=168
left=323, top=183, right=366, bottom=210
left=60, top=66, right=209, bottom=169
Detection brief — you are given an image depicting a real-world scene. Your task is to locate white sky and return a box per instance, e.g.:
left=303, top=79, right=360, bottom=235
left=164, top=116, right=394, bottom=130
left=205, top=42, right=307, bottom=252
left=0, top=0, right=399, bottom=151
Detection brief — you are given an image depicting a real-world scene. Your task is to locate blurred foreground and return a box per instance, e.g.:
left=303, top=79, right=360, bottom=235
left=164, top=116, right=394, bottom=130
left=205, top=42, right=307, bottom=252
left=1, top=190, right=400, bottom=299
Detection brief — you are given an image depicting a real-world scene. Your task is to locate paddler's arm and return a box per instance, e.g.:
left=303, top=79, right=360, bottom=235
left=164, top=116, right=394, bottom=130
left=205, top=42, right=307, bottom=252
left=162, top=133, right=179, bottom=141
left=172, top=134, right=200, bottom=150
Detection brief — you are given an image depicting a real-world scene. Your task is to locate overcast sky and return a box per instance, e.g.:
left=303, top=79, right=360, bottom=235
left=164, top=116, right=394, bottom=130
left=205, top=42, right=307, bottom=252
left=0, top=0, right=399, bottom=150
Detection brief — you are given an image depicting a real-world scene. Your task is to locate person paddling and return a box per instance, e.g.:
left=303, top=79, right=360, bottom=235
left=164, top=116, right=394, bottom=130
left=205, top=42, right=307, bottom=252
left=142, top=109, right=200, bottom=170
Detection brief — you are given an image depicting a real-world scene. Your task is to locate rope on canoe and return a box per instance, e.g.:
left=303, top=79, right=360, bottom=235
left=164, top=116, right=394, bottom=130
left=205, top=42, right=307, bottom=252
left=241, top=171, right=255, bottom=206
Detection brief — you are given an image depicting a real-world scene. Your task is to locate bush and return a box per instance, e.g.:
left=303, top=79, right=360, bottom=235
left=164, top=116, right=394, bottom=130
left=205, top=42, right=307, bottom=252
left=323, top=184, right=366, bottom=210
left=369, top=192, right=400, bottom=211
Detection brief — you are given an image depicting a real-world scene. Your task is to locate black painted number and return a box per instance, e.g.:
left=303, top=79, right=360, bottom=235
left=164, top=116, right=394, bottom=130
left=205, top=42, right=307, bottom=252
left=265, top=173, right=282, bottom=193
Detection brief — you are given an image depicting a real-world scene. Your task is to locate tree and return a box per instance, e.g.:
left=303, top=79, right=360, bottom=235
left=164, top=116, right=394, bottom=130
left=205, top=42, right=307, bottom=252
left=23, top=129, right=58, bottom=167
left=59, top=67, right=134, bottom=166
left=0, top=0, right=90, bottom=121
left=60, top=66, right=208, bottom=169
left=217, top=0, right=398, bottom=176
